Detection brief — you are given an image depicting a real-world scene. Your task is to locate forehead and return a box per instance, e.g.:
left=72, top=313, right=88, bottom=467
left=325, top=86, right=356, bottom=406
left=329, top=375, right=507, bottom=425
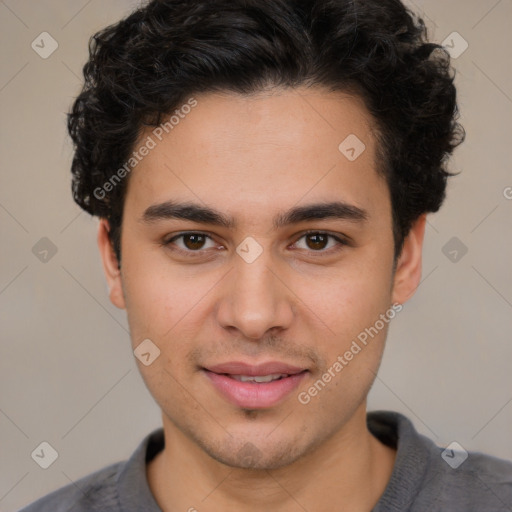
left=124, top=87, right=389, bottom=224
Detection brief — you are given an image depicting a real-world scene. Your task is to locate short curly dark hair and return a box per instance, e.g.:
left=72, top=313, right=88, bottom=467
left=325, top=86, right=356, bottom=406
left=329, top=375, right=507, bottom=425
left=68, top=0, right=464, bottom=266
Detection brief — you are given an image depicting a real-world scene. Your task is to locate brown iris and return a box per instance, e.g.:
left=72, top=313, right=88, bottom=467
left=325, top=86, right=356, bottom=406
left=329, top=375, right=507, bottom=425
left=182, top=233, right=207, bottom=250
left=304, top=233, right=329, bottom=251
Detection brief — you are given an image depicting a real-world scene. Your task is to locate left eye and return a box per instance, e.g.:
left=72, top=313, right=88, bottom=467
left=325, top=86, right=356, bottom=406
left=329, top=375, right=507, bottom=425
left=292, top=232, right=344, bottom=252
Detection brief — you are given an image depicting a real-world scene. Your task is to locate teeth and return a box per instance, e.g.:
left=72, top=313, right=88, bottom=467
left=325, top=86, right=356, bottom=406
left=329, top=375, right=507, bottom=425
left=231, top=373, right=288, bottom=383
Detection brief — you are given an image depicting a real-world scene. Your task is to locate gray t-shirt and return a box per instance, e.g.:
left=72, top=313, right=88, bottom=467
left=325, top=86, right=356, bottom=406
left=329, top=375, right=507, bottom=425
left=18, top=410, right=512, bottom=511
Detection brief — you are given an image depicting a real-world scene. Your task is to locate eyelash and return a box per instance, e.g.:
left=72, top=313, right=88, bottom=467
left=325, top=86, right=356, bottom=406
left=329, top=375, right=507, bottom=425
left=162, top=230, right=349, bottom=258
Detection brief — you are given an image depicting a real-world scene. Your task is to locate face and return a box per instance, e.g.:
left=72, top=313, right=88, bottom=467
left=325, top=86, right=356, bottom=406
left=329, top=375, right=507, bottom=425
left=99, top=87, right=425, bottom=469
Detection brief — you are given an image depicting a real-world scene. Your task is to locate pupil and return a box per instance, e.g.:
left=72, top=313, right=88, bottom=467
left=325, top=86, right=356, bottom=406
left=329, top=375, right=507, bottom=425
left=307, top=233, right=327, bottom=250
left=185, top=234, right=205, bottom=250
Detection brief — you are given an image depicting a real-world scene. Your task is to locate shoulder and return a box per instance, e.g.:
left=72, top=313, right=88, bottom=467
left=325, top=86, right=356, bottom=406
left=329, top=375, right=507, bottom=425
left=420, top=448, right=512, bottom=510
left=17, top=462, right=122, bottom=512
left=369, top=410, right=512, bottom=511
left=18, top=428, right=164, bottom=512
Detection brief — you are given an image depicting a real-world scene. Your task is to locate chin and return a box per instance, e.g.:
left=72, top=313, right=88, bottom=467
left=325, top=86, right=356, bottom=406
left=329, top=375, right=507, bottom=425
left=211, top=445, right=302, bottom=470
left=191, top=427, right=305, bottom=470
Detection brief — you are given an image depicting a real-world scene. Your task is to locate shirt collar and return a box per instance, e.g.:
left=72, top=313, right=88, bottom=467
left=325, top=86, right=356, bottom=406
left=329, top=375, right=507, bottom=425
left=116, top=428, right=164, bottom=511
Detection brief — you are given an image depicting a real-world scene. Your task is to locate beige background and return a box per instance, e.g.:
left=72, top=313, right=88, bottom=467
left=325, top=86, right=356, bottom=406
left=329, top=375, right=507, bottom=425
left=1, top=0, right=511, bottom=510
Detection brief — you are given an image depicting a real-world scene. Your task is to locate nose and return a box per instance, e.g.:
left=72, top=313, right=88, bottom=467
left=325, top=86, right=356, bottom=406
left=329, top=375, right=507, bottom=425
left=215, top=248, right=295, bottom=340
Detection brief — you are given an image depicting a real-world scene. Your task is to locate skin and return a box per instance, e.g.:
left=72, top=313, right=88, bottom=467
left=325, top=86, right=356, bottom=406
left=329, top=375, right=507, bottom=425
left=98, top=86, right=426, bottom=511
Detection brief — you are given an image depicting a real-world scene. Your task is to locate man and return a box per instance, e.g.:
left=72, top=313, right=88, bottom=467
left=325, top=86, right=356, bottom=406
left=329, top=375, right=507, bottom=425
left=20, top=0, right=512, bottom=511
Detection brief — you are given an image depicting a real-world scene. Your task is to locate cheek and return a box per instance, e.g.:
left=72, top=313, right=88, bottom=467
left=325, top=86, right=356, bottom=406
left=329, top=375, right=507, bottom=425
left=120, top=249, right=179, bottom=344
left=121, top=248, right=220, bottom=351
left=292, top=254, right=393, bottom=345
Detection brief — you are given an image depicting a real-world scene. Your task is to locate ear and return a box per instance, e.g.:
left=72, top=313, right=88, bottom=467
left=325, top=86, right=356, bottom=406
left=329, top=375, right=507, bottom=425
left=97, top=218, right=126, bottom=310
left=391, top=214, right=427, bottom=305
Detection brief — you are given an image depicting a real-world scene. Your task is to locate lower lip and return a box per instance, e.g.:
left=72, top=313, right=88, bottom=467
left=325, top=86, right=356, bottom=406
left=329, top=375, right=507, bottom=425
left=203, top=370, right=307, bottom=409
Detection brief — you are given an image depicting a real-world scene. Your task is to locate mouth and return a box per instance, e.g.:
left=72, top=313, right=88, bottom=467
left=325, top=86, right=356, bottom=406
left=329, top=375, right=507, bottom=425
left=227, top=373, right=292, bottom=383
left=202, top=361, right=308, bottom=409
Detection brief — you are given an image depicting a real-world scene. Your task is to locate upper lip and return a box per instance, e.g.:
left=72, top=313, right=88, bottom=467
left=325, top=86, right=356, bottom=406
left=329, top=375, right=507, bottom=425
left=204, top=361, right=306, bottom=376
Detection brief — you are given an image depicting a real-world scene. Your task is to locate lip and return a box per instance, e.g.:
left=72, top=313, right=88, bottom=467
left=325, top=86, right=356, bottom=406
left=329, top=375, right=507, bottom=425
left=205, top=361, right=305, bottom=376
left=203, top=361, right=308, bottom=409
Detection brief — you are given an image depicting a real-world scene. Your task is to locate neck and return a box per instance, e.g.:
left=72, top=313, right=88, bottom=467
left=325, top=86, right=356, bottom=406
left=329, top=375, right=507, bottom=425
left=147, top=404, right=396, bottom=512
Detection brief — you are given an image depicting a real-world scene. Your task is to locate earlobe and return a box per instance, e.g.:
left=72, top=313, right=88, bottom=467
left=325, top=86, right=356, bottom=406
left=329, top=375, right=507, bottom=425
left=391, top=214, right=427, bottom=305
left=97, top=219, right=126, bottom=310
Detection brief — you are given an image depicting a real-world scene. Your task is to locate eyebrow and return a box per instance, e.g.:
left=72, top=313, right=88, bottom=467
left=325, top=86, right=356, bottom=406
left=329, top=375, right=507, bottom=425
left=140, top=199, right=368, bottom=229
